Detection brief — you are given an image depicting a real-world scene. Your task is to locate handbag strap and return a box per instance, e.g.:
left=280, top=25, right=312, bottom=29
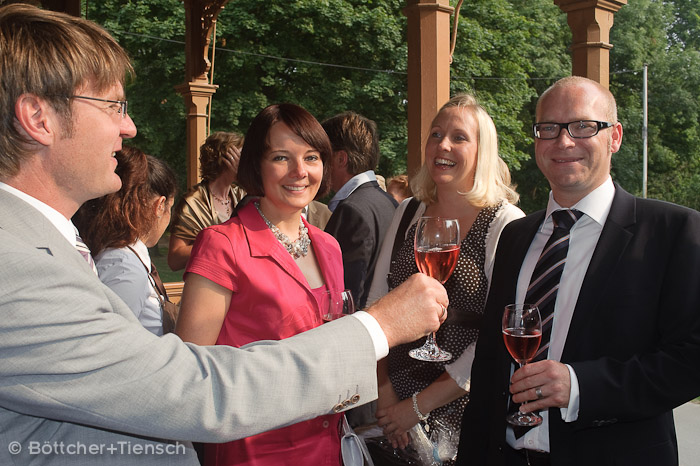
left=127, top=246, right=166, bottom=305
left=127, top=246, right=177, bottom=334
left=387, top=197, right=421, bottom=288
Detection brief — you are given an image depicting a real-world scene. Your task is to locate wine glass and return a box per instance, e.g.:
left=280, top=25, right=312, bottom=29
left=502, top=303, right=543, bottom=427
left=322, top=289, right=355, bottom=322
left=410, top=216, right=460, bottom=362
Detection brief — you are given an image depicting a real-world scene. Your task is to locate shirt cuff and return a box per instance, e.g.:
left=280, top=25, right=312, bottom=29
left=445, top=342, right=476, bottom=391
left=351, top=311, right=389, bottom=360
left=560, top=364, right=580, bottom=422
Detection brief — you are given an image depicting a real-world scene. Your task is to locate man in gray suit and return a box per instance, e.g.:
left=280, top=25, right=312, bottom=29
left=0, top=5, right=448, bottom=465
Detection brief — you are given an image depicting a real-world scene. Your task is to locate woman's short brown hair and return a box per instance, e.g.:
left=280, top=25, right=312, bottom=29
left=237, top=103, right=331, bottom=199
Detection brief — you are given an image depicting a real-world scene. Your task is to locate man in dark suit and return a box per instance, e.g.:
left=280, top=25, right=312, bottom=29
left=323, top=112, right=398, bottom=309
left=456, top=76, right=700, bottom=466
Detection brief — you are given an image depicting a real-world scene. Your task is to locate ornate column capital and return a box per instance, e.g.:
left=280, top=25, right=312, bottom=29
left=554, top=0, right=627, bottom=14
left=553, top=0, right=628, bottom=87
left=181, top=0, right=229, bottom=83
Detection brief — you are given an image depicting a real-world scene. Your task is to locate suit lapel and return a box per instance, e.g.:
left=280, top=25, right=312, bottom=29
left=489, top=212, right=546, bottom=382
left=562, top=185, right=636, bottom=359
left=0, top=190, right=90, bottom=273
left=496, top=212, right=545, bottom=302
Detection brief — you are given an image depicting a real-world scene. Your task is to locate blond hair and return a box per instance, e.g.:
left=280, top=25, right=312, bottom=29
left=537, top=76, right=618, bottom=123
left=410, top=94, right=519, bottom=207
left=0, top=4, right=133, bottom=178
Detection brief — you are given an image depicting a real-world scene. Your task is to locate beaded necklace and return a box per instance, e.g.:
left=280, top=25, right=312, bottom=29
left=211, top=191, right=232, bottom=217
left=254, top=202, right=310, bottom=259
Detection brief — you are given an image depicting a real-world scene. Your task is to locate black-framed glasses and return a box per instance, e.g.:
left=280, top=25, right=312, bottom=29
left=533, top=120, right=612, bottom=140
left=72, top=95, right=128, bottom=118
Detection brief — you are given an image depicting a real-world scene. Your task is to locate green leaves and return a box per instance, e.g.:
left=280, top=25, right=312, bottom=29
left=87, top=0, right=700, bottom=212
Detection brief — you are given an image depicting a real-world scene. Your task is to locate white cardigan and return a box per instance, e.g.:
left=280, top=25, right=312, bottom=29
left=366, top=197, right=525, bottom=389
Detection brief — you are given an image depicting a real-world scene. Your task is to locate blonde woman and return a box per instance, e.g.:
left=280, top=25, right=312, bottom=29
left=366, top=94, right=525, bottom=464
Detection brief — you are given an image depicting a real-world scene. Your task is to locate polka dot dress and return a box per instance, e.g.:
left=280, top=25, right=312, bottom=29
left=386, top=203, right=500, bottom=464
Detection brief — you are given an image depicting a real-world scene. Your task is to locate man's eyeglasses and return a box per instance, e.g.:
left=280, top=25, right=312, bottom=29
left=72, top=95, right=128, bottom=118
left=533, top=120, right=612, bottom=140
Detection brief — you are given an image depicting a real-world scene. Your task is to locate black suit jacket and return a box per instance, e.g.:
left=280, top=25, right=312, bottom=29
left=325, top=181, right=398, bottom=309
left=457, top=185, right=700, bottom=466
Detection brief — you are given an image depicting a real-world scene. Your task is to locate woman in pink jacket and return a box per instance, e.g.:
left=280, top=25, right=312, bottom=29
left=176, top=103, right=344, bottom=466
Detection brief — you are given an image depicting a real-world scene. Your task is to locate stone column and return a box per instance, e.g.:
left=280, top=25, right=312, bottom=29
left=403, top=0, right=453, bottom=178
left=554, top=0, right=627, bottom=88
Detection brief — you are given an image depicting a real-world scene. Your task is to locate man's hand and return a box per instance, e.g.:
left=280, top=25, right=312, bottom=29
left=510, top=359, right=571, bottom=411
left=366, top=273, right=448, bottom=348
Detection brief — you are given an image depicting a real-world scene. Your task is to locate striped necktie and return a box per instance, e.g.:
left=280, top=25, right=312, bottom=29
left=526, top=209, right=583, bottom=361
left=511, top=208, right=583, bottom=439
left=75, top=233, right=98, bottom=275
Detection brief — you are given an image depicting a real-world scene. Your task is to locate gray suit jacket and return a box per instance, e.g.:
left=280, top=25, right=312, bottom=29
left=0, top=190, right=377, bottom=465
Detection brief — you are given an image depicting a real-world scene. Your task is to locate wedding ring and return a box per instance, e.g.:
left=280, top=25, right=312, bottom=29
left=439, top=304, right=446, bottom=319
left=535, top=387, right=544, bottom=400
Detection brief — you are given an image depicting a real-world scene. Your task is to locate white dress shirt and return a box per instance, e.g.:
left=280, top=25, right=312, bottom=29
left=508, top=177, right=615, bottom=452
left=0, top=182, right=76, bottom=246
left=327, top=170, right=377, bottom=212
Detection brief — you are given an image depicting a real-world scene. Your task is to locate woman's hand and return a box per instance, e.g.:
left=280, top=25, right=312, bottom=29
left=376, top=397, right=416, bottom=449
left=222, top=146, right=241, bottom=178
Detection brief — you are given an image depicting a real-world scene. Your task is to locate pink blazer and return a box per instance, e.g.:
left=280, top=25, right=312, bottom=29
left=187, top=201, right=344, bottom=347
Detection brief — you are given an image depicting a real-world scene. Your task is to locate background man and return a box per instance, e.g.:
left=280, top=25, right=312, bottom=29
left=0, top=5, right=447, bottom=465
left=457, top=76, right=700, bottom=466
left=323, top=111, right=398, bottom=309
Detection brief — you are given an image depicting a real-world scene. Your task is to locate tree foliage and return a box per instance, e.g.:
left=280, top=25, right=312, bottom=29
left=610, top=0, right=700, bottom=209
left=85, top=0, right=700, bottom=212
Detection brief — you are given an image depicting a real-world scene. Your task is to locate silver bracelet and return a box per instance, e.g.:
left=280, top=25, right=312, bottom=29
left=412, top=392, right=429, bottom=421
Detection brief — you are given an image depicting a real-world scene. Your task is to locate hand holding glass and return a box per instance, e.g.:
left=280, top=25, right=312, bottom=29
left=410, top=216, right=460, bottom=362
left=502, top=303, right=543, bottom=427
left=322, top=289, right=355, bottom=322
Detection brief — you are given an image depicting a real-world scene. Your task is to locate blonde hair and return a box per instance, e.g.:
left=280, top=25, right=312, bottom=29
left=0, top=4, right=133, bottom=178
left=537, top=76, right=618, bottom=123
left=410, top=94, right=519, bottom=207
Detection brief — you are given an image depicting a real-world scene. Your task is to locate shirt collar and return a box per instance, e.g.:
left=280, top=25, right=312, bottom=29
left=328, top=170, right=377, bottom=212
left=544, top=176, right=615, bottom=229
left=0, top=181, right=77, bottom=245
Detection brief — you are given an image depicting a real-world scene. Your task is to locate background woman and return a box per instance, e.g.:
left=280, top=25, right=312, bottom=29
left=73, top=146, right=178, bottom=335
left=168, top=131, right=246, bottom=271
left=175, top=103, right=344, bottom=466
left=366, top=94, right=524, bottom=464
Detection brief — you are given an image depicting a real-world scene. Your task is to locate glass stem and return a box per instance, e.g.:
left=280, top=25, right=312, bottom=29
left=516, top=362, right=525, bottom=410
left=426, top=332, right=438, bottom=348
